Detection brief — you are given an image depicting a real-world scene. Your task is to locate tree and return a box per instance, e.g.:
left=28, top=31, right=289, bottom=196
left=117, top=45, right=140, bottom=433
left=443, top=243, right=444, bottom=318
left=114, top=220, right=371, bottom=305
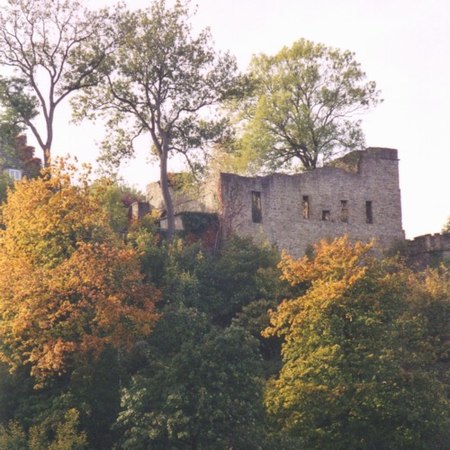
left=197, top=236, right=285, bottom=325
left=406, top=266, right=450, bottom=397
left=0, top=409, right=87, bottom=450
left=0, top=108, right=42, bottom=203
left=90, top=178, right=145, bottom=234
left=0, top=90, right=25, bottom=165
left=234, top=39, right=380, bottom=172
left=442, top=216, right=450, bottom=233
left=264, top=237, right=448, bottom=449
left=0, top=0, right=114, bottom=167
left=116, top=306, right=266, bottom=450
left=0, top=335, right=128, bottom=448
left=0, top=87, right=41, bottom=183
left=0, top=172, right=11, bottom=203
left=74, top=0, right=237, bottom=239
left=0, top=163, right=159, bottom=383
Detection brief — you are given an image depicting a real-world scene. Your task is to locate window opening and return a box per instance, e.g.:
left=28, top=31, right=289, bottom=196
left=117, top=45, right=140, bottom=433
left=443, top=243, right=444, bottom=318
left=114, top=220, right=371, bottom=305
left=252, top=191, right=262, bottom=223
left=6, top=168, right=22, bottom=181
left=366, top=201, right=373, bottom=224
left=302, top=195, right=310, bottom=219
left=322, top=210, right=331, bottom=221
left=340, top=200, right=348, bottom=223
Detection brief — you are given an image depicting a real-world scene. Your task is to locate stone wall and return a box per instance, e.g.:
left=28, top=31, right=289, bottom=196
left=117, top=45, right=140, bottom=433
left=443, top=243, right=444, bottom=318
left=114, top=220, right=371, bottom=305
left=406, top=233, right=450, bottom=268
left=219, top=148, right=405, bottom=257
left=129, top=201, right=151, bottom=221
left=147, top=182, right=212, bottom=214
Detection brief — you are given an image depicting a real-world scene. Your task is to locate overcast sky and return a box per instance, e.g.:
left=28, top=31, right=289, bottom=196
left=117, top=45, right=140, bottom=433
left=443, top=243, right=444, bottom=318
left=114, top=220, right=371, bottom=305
left=15, top=0, right=450, bottom=239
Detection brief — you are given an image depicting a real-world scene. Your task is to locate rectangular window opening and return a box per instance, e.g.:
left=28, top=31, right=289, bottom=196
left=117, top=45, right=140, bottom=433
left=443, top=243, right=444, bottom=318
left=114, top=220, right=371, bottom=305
left=322, top=210, right=331, bottom=221
left=6, top=168, right=22, bottom=181
left=252, top=191, right=262, bottom=223
left=302, top=195, right=310, bottom=219
left=366, top=201, right=373, bottom=224
left=340, top=200, right=348, bottom=223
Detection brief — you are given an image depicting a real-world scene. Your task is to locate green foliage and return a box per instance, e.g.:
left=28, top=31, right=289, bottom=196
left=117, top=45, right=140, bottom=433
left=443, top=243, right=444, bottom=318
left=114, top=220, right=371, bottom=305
left=164, top=236, right=285, bottom=326
left=442, top=216, right=450, bottom=233
left=202, top=237, right=285, bottom=324
left=127, top=228, right=286, bottom=325
left=0, top=77, right=38, bottom=128
left=29, top=409, right=87, bottom=450
left=90, top=178, right=145, bottom=233
left=0, top=172, right=12, bottom=204
left=0, top=351, right=121, bottom=450
left=0, top=0, right=115, bottom=165
left=116, top=306, right=266, bottom=449
left=180, top=212, right=219, bottom=235
left=0, top=87, right=27, bottom=166
left=126, top=220, right=167, bottom=286
left=0, top=421, right=27, bottom=450
left=0, top=409, right=87, bottom=450
left=407, top=267, right=450, bottom=391
left=234, top=299, right=282, bottom=376
left=65, top=350, right=122, bottom=449
left=233, top=38, right=380, bottom=172
left=265, top=237, right=449, bottom=449
left=0, top=82, right=41, bottom=186
left=73, top=0, right=238, bottom=237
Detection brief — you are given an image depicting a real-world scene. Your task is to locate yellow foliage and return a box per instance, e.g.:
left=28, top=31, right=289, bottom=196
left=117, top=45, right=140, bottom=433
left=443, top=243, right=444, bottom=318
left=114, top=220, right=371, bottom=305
left=265, top=236, right=372, bottom=340
left=278, top=235, right=372, bottom=287
left=263, top=236, right=449, bottom=447
left=0, top=160, right=110, bottom=268
left=0, top=163, right=159, bottom=383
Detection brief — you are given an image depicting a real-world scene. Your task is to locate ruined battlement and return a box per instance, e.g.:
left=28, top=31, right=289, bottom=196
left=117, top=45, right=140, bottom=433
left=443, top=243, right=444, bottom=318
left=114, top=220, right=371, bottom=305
left=406, top=233, right=450, bottom=268
left=219, top=148, right=404, bottom=257
left=147, top=148, right=405, bottom=257
left=327, top=147, right=398, bottom=173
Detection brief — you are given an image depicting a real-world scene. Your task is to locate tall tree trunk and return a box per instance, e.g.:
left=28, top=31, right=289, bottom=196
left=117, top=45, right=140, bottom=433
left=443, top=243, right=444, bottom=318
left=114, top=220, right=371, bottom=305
left=159, top=140, right=175, bottom=240
left=43, top=147, right=51, bottom=168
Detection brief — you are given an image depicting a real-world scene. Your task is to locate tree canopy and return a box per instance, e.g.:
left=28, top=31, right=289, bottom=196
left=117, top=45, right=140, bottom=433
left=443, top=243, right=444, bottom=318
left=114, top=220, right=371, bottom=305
left=116, top=307, right=265, bottom=450
left=0, top=163, right=159, bottom=383
left=0, top=0, right=114, bottom=167
left=442, top=216, right=450, bottom=233
left=73, top=0, right=238, bottom=239
left=233, top=39, right=380, bottom=172
left=0, top=3, right=447, bottom=447
left=264, top=237, right=449, bottom=449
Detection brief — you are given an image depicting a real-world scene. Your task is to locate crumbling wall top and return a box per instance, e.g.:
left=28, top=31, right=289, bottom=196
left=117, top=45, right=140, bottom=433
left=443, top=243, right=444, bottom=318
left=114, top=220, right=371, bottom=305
left=408, top=233, right=450, bottom=254
left=327, top=147, right=398, bottom=173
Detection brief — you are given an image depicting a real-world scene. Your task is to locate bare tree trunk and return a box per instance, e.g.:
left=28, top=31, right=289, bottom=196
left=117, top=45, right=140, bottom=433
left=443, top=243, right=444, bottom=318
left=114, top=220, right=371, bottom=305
left=159, top=139, right=175, bottom=240
left=43, top=147, right=51, bottom=168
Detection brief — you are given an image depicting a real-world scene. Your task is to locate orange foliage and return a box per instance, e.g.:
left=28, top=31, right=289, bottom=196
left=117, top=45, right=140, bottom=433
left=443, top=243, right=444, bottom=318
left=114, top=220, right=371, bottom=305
left=0, top=163, right=159, bottom=382
left=264, top=236, right=373, bottom=340
left=278, top=236, right=372, bottom=288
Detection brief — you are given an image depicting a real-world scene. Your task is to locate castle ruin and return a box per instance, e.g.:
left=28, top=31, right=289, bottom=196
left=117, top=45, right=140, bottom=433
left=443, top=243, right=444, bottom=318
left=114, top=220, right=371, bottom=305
left=219, top=147, right=404, bottom=256
left=147, top=147, right=405, bottom=257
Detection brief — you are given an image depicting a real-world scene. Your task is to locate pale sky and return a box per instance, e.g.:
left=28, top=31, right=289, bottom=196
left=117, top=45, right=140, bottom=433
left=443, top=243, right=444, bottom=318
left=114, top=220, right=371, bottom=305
left=11, top=0, right=450, bottom=239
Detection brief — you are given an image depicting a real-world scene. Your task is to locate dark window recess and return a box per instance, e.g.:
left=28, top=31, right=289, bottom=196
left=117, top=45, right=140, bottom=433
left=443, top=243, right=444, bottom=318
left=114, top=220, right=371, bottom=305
left=322, top=210, right=331, bottom=221
left=302, top=195, right=310, bottom=219
left=366, top=201, right=373, bottom=224
left=340, top=200, right=348, bottom=223
left=252, top=191, right=262, bottom=223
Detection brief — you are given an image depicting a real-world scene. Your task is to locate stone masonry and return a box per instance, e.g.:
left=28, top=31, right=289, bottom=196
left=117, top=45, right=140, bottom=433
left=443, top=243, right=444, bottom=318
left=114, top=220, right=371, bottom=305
left=406, top=233, right=450, bottom=268
left=147, top=147, right=405, bottom=257
left=218, top=147, right=405, bottom=257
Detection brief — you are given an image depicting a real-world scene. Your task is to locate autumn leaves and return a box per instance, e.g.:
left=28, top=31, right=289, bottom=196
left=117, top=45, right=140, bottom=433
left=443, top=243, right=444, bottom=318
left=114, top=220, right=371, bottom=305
left=0, top=166, right=159, bottom=383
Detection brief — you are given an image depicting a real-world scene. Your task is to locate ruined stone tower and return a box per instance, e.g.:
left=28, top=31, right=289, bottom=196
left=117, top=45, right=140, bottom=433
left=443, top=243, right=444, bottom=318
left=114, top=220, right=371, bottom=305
left=147, top=147, right=405, bottom=257
left=218, top=147, right=404, bottom=257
